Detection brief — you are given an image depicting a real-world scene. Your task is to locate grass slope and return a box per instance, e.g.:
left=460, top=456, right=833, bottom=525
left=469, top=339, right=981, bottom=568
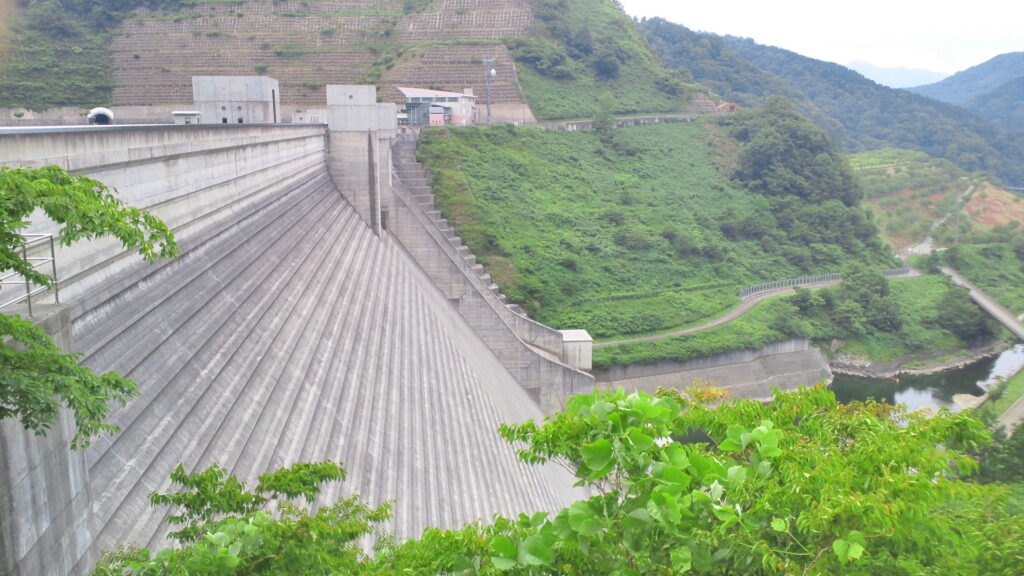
left=510, top=0, right=692, bottom=120
left=418, top=119, right=887, bottom=342
left=946, top=243, right=1024, bottom=316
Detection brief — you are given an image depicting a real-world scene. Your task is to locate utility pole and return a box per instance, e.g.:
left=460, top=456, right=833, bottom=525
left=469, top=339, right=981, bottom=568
left=483, top=59, right=496, bottom=125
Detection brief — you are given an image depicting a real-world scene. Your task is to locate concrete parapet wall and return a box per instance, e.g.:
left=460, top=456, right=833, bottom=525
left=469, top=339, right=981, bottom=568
left=0, top=124, right=328, bottom=317
left=385, top=136, right=593, bottom=412
left=593, top=339, right=833, bottom=399
left=0, top=305, right=95, bottom=576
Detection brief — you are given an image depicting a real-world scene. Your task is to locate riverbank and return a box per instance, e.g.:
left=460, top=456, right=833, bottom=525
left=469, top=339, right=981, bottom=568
left=828, top=338, right=1013, bottom=379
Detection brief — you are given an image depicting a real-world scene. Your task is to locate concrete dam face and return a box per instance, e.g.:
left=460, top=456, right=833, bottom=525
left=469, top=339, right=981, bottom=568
left=0, top=125, right=586, bottom=575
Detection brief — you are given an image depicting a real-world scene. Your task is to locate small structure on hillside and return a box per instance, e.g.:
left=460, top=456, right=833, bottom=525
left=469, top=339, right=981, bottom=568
left=398, top=87, right=476, bottom=126
left=87, top=107, right=114, bottom=125
left=717, top=102, right=744, bottom=113
left=192, top=76, right=280, bottom=124
left=172, top=111, right=201, bottom=125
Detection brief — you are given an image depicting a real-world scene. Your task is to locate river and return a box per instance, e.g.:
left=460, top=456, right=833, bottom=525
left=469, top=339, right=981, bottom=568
left=831, top=344, right=1024, bottom=412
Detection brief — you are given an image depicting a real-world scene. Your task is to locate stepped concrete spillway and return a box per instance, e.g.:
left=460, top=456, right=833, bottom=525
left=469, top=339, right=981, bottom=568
left=0, top=125, right=582, bottom=576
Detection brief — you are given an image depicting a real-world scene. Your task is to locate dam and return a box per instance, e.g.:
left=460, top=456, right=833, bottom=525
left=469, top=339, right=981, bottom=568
left=0, top=93, right=832, bottom=575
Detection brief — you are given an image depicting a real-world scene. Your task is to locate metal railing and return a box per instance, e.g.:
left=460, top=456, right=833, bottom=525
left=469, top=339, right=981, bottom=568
left=0, top=234, right=60, bottom=316
left=738, top=266, right=911, bottom=298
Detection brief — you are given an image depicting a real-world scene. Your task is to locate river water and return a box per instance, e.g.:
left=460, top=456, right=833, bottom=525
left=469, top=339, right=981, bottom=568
left=831, top=344, right=1024, bottom=412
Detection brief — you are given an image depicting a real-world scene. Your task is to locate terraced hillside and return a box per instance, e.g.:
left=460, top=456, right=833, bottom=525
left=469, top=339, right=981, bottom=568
left=112, top=0, right=533, bottom=108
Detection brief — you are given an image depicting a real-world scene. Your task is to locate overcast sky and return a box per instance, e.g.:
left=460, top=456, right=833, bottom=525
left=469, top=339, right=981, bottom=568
left=617, top=0, right=1023, bottom=75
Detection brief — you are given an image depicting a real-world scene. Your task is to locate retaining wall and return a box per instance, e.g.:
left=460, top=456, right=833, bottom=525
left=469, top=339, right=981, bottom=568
left=0, top=124, right=328, bottom=320
left=593, top=339, right=833, bottom=399
left=0, top=305, right=94, bottom=576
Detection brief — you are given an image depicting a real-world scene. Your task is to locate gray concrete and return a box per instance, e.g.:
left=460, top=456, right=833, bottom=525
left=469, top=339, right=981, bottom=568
left=192, top=76, right=280, bottom=124
left=0, top=305, right=96, bottom=576
left=385, top=133, right=594, bottom=412
left=592, top=339, right=833, bottom=400
left=1, top=123, right=584, bottom=573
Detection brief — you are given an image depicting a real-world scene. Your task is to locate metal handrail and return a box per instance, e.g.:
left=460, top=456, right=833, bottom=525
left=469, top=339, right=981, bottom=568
left=0, top=234, right=60, bottom=316
left=738, top=266, right=912, bottom=298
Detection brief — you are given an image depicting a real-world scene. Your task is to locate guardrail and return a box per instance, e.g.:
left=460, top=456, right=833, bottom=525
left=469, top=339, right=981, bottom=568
left=0, top=234, right=59, bottom=316
left=738, top=266, right=911, bottom=298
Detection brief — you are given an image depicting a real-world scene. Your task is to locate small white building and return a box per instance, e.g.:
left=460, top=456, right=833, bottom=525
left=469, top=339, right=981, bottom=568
left=191, top=76, right=280, bottom=124
left=398, top=87, right=476, bottom=126
left=171, top=111, right=201, bottom=125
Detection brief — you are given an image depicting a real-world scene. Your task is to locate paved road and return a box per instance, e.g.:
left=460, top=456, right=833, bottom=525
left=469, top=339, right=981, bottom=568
left=941, top=267, right=1024, bottom=340
left=594, top=281, right=842, bottom=348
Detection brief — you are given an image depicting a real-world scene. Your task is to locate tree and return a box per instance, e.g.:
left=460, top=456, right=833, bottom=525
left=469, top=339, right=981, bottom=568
left=934, top=284, right=996, bottom=342
left=1, top=165, right=178, bottom=448
left=92, top=386, right=1024, bottom=575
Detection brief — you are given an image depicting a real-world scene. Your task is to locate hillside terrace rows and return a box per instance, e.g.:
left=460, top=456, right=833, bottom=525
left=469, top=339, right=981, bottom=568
left=112, top=0, right=535, bottom=107
left=381, top=45, right=524, bottom=104
left=112, top=14, right=385, bottom=105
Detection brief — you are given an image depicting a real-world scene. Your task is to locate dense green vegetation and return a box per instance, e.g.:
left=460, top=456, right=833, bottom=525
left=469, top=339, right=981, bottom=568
left=720, top=36, right=1024, bottom=185
left=509, top=0, right=691, bottom=120
left=0, top=0, right=193, bottom=109
left=636, top=17, right=849, bottom=148
left=937, top=242, right=1024, bottom=315
left=907, top=52, right=1024, bottom=105
left=90, top=386, right=1024, bottom=575
left=593, top=271, right=993, bottom=369
left=1, top=165, right=178, bottom=448
left=636, top=17, right=1024, bottom=184
left=418, top=108, right=887, bottom=340
left=966, top=76, right=1024, bottom=133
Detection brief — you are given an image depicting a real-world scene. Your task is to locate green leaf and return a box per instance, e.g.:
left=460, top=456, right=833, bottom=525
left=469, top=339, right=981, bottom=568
left=490, top=535, right=518, bottom=570
left=627, top=427, right=655, bottom=452
left=671, top=546, right=693, bottom=572
left=568, top=501, right=604, bottom=536
left=581, top=438, right=613, bottom=476
left=833, top=538, right=850, bottom=562
left=771, top=517, right=788, bottom=532
left=519, top=536, right=553, bottom=566
left=726, top=465, right=747, bottom=486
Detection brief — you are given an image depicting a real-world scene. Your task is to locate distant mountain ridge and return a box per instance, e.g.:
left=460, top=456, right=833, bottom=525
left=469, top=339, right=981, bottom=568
left=907, top=52, right=1024, bottom=133
left=907, top=52, right=1024, bottom=103
left=845, top=60, right=947, bottom=89
left=637, top=18, right=1024, bottom=185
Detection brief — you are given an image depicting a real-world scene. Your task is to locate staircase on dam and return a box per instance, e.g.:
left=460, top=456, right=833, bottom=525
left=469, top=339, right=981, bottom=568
left=392, top=140, right=515, bottom=309
left=0, top=125, right=581, bottom=576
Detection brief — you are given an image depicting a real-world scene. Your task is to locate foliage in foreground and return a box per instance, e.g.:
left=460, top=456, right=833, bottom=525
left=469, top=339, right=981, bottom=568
left=91, top=386, right=1024, bottom=575
left=1, top=165, right=178, bottom=448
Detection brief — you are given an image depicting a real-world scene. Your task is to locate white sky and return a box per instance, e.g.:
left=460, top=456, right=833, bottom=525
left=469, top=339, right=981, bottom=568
left=617, top=0, right=1024, bottom=75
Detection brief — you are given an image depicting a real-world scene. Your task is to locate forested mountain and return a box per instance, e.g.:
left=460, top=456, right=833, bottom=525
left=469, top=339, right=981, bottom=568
left=638, top=18, right=1024, bottom=185
left=908, top=52, right=1024, bottom=104
left=965, top=76, right=1024, bottom=133
left=636, top=18, right=850, bottom=148
left=638, top=20, right=1024, bottom=185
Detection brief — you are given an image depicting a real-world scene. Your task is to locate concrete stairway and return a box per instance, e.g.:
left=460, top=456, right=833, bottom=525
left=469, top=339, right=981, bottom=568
left=391, top=139, right=512, bottom=306
left=75, top=166, right=579, bottom=554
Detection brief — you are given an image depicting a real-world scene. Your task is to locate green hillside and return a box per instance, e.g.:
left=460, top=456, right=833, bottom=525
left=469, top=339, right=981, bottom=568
left=636, top=17, right=850, bottom=149
left=634, top=18, right=1024, bottom=185
left=720, top=36, right=1024, bottom=185
left=509, top=0, right=692, bottom=120
left=418, top=102, right=889, bottom=340
left=966, top=76, right=1024, bottom=134
left=908, top=52, right=1024, bottom=104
